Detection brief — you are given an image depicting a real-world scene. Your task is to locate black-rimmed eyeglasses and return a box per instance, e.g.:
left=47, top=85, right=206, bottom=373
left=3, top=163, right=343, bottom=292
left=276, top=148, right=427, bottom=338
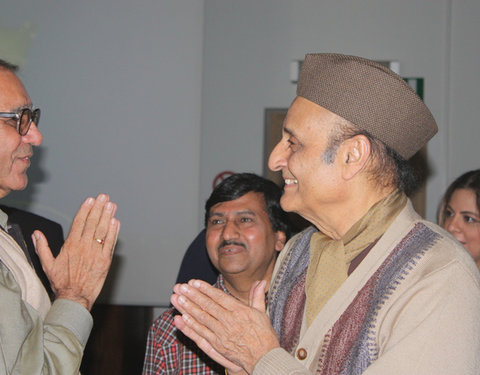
left=0, top=107, right=41, bottom=136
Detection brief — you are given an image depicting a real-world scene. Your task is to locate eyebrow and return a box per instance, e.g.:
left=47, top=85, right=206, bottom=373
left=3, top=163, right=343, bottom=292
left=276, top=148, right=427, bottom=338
left=209, top=210, right=256, bottom=217
left=461, top=211, right=480, bottom=218
left=283, top=126, right=295, bottom=137
left=6, top=104, right=33, bottom=113
left=446, top=205, right=480, bottom=218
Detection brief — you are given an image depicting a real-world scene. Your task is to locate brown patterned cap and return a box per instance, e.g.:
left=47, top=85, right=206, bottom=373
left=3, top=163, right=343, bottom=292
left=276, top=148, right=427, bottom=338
left=297, top=53, right=438, bottom=159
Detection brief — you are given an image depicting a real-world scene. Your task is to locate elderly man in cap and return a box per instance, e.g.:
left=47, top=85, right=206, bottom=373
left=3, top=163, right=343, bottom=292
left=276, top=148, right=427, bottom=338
left=170, top=53, right=480, bottom=375
left=0, top=59, right=120, bottom=374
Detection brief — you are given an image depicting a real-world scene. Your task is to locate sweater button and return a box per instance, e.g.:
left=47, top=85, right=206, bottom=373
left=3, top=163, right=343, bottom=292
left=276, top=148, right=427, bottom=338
left=296, top=348, right=307, bottom=360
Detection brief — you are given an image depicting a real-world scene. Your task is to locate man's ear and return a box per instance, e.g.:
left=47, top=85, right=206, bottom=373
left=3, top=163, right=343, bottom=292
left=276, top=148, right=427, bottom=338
left=338, top=135, right=371, bottom=180
left=274, top=231, right=287, bottom=251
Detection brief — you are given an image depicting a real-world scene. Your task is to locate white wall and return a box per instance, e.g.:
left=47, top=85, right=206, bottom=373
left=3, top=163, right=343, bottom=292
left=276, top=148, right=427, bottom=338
left=0, top=0, right=204, bottom=306
left=448, top=0, right=480, bottom=183
left=200, top=0, right=475, bottom=222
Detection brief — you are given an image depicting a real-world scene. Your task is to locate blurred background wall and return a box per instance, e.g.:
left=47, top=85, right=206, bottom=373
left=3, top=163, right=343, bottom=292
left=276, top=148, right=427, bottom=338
left=0, top=0, right=478, bottom=306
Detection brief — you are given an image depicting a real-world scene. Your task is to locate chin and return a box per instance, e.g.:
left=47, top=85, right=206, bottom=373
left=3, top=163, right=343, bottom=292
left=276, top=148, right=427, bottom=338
left=280, top=195, right=299, bottom=213
left=9, top=177, right=29, bottom=192
left=280, top=195, right=292, bottom=211
left=219, top=264, right=245, bottom=275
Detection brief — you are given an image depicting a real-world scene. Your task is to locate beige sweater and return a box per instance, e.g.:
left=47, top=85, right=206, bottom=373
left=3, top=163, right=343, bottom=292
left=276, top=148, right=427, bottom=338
left=0, top=229, right=51, bottom=317
left=0, top=230, right=93, bottom=374
left=255, top=201, right=480, bottom=375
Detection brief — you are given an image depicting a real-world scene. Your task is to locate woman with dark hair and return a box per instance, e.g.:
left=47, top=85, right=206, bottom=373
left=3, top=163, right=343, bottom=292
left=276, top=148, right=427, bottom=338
left=439, top=169, right=480, bottom=268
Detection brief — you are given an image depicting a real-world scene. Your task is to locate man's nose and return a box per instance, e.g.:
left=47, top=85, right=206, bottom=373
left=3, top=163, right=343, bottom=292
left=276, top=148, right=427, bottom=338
left=268, top=140, right=287, bottom=172
left=221, top=219, right=239, bottom=240
left=22, top=122, right=43, bottom=146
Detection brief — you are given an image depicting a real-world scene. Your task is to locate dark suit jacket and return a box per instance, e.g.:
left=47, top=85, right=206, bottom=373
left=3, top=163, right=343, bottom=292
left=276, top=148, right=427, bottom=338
left=0, top=204, right=64, bottom=300
left=175, top=229, right=218, bottom=285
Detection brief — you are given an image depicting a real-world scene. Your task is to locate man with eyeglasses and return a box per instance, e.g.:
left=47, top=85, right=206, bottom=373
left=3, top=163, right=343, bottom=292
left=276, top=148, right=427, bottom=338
left=0, top=107, right=40, bottom=136
left=0, top=59, right=121, bottom=374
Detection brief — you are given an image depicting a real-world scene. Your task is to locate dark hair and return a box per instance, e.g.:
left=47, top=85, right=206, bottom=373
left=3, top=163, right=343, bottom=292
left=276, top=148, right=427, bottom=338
left=438, top=169, right=480, bottom=226
left=205, top=173, right=292, bottom=240
left=0, top=59, right=18, bottom=72
left=323, top=118, right=419, bottom=195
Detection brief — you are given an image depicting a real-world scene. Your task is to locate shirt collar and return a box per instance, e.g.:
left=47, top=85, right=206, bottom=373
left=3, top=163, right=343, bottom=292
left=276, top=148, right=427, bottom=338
left=0, top=208, right=8, bottom=230
left=216, top=274, right=230, bottom=295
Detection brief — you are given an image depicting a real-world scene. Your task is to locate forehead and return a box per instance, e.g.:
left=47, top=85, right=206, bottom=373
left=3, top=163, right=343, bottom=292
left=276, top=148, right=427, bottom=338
left=0, top=69, right=31, bottom=111
left=209, top=191, right=267, bottom=216
left=283, top=96, right=339, bottom=138
left=449, top=188, right=479, bottom=212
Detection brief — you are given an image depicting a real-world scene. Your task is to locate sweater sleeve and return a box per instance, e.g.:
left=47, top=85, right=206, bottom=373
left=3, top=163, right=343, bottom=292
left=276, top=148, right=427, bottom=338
left=0, top=262, right=92, bottom=374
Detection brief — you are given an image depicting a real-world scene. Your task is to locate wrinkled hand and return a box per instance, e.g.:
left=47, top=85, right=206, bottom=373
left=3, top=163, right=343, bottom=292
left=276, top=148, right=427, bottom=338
left=171, top=279, right=280, bottom=374
left=33, top=194, right=120, bottom=311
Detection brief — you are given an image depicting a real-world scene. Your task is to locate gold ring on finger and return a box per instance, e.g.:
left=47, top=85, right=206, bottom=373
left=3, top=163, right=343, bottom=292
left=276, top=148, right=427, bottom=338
left=95, top=238, right=105, bottom=245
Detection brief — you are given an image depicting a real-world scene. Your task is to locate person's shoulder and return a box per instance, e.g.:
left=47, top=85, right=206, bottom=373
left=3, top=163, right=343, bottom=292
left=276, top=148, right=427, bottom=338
left=421, top=220, right=480, bottom=277
left=388, top=203, right=479, bottom=281
left=149, top=307, right=181, bottom=347
left=151, top=307, right=177, bottom=327
left=389, top=217, right=480, bottom=293
left=0, top=205, right=62, bottom=229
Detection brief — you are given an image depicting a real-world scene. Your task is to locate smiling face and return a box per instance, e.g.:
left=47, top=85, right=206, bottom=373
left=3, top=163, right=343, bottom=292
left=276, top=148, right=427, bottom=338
left=268, top=96, right=345, bottom=233
left=442, top=188, right=480, bottom=264
left=0, top=69, right=43, bottom=198
left=205, top=191, right=286, bottom=284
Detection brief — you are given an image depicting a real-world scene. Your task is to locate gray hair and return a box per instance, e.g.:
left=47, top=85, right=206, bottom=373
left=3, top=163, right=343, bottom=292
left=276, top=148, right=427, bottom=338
left=322, top=117, right=419, bottom=194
